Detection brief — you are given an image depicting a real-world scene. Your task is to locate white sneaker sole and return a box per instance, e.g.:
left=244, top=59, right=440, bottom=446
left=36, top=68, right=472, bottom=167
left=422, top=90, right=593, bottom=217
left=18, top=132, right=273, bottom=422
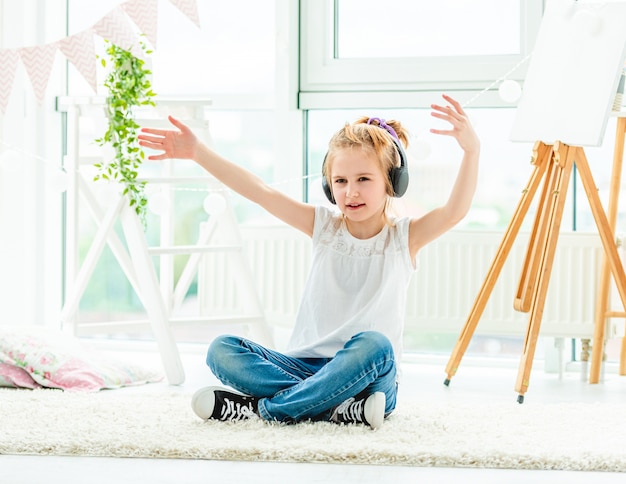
left=192, top=386, right=258, bottom=420
left=364, top=392, right=386, bottom=430
left=191, top=386, right=219, bottom=420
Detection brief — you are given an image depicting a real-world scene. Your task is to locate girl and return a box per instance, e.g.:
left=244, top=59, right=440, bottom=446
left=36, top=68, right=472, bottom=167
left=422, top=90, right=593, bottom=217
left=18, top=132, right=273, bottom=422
left=138, top=94, right=480, bottom=429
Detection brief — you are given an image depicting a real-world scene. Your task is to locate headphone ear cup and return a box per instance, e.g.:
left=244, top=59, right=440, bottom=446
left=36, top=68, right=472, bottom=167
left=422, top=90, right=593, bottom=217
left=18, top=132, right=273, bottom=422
left=390, top=138, right=409, bottom=197
left=321, top=152, right=336, bottom=204
left=321, top=175, right=336, bottom=204
left=390, top=166, right=409, bottom=197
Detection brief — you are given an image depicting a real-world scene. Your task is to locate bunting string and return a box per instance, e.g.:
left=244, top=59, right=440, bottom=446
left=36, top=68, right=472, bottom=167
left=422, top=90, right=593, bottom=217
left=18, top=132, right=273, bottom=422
left=0, top=0, right=200, bottom=114
left=1, top=0, right=530, bottom=198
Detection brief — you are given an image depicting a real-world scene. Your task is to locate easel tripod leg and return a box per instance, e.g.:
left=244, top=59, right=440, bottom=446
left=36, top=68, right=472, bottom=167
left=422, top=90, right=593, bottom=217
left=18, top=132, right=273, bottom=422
left=444, top=143, right=551, bottom=385
left=577, top=146, right=626, bottom=382
left=590, top=117, right=626, bottom=382
left=514, top=148, right=560, bottom=313
left=515, top=144, right=575, bottom=401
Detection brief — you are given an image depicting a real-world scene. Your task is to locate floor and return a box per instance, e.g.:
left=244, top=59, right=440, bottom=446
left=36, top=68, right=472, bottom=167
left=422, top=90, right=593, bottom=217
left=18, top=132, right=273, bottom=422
left=3, top=341, right=626, bottom=484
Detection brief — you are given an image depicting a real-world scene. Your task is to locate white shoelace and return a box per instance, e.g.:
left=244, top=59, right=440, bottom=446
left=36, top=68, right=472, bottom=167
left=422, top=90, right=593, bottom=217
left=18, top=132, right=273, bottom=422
left=219, top=397, right=257, bottom=421
left=332, top=397, right=365, bottom=424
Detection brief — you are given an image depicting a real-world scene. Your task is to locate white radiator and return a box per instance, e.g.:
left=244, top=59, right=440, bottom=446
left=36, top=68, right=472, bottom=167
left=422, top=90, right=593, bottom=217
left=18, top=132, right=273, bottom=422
left=405, top=230, right=603, bottom=338
left=199, top=226, right=620, bottom=339
left=198, top=225, right=312, bottom=327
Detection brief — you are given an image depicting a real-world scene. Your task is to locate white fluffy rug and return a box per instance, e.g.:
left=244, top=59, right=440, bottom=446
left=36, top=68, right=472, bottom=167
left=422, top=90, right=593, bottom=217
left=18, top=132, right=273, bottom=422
left=1, top=388, right=625, bottom=471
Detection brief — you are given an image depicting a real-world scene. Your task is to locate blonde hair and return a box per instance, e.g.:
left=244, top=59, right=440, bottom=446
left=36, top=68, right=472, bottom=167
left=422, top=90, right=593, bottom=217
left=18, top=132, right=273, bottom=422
left=323, top=117, right=409, bottom=224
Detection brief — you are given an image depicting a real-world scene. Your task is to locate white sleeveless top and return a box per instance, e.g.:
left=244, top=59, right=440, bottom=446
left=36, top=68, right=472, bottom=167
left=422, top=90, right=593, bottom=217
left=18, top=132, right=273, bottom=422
left=285, top=206, right=417, bottom=360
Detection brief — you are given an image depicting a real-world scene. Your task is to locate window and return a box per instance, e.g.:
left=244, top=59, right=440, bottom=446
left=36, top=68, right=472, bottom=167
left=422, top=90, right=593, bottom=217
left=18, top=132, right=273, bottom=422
left=65, top=0, right=283, bottom=332
left=68, top=0, right=276, bottom=98
left=335, top=0, right=521, bottom=59
left=300, top=0, right=626, bottom=363
left=302, top=0, right=547, bottom=230
left=299, top=0, right=543, bottom=104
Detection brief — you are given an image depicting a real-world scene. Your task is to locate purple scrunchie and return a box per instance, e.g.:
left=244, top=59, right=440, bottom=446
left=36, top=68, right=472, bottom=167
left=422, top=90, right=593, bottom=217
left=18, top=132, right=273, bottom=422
left=367, top=117, right=399, bottom=141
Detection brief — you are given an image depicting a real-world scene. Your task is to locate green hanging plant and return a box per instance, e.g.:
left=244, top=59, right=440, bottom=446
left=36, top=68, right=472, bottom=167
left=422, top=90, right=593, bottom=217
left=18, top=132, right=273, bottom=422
left=94, top=39, right=156, bottom=227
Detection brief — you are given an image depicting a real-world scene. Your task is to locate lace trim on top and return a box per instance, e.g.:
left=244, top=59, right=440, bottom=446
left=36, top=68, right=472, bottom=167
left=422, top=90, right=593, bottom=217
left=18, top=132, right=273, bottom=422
left=316, top=215, right=395, bottom=258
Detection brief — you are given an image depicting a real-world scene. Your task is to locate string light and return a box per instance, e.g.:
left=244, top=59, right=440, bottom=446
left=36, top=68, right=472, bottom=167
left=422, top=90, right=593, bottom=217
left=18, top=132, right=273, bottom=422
left=0, top=139, right=52, bottom=169
left=498, top=79, right=523, bottom=104
left=3, top=2, right=612, bottom=199
left=462, top=53, right=531, bottom=108
left=0, top=139, right=69, bottom=192
left=202, top=192, right=227, bottom=216
left=152, top=172, right=323, bottom=194
left=2, top=50, right=535, bottom=198
left=147, top=190, right=170, bottom=216
left=0, top=149, right=23, bottom=173
left=403, top=53, right=531, bottom=162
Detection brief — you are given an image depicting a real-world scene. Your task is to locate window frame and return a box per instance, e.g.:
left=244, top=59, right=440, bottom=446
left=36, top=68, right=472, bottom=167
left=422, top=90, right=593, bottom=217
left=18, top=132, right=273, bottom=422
left=299, top=0, right=544, bottom=109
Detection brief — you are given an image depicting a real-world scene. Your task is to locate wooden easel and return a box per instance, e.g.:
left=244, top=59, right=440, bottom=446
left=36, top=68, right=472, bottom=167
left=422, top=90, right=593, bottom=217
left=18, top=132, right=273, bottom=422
left=590, top=115, right=626, bottom=382
left=443, top=139, right=626, bottom=403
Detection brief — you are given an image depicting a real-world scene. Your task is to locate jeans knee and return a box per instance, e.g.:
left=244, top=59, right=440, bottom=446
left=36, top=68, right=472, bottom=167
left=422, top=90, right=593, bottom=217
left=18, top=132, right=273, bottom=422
left=350, top=331, right=394, bottom=360
left=206, top=334, right=240, bottom=372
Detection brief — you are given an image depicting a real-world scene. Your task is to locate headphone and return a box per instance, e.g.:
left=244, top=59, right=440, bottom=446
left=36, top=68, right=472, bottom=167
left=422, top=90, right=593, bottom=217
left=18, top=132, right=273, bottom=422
left=321, top=120, right=410, bottom=205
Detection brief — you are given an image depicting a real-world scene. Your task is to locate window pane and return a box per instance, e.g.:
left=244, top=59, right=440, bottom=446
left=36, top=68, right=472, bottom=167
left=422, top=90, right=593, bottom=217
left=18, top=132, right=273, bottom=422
left=67, top=0, right=275, bottom=96
left=66, top=1, right=277, bottom=336
left=336, top=0, right=521, bottom=58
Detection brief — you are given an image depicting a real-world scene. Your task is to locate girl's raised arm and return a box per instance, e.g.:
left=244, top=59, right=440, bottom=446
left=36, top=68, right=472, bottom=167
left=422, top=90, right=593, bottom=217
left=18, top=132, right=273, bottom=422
left=139, top=116, right=315, bottom=236
left=408, top=94, right=480, bottom=259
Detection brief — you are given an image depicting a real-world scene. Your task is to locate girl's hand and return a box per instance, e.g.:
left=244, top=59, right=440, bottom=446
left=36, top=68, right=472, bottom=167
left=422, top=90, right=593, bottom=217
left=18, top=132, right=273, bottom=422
left=138, top=115, right=198, bottom=160
left=430, top=94, right=480, bottom=155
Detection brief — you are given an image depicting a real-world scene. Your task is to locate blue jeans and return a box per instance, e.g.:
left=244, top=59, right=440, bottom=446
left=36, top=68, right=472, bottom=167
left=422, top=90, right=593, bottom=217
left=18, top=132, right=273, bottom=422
left=206, top=330, right=398, bottom=423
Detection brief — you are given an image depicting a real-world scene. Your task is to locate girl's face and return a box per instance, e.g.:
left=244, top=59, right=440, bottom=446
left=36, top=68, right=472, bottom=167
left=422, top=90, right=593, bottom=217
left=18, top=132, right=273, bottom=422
left=329, top=147, right=389, bottom=236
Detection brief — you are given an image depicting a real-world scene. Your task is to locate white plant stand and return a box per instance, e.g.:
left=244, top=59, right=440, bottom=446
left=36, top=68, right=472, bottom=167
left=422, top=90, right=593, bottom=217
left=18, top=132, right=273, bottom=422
left=56, top=97, right=273, bottom=384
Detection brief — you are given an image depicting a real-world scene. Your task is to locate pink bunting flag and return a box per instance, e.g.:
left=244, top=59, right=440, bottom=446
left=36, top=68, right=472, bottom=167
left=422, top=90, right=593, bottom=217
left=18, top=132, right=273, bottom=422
left=122, top=0, right=159, bottom=48
left=93, top=7, right=142, bottom=57
left=168, top=0, right=201, bottom=28
left=0, top=49, right=19, bottom=114
left=59, top=30, right=98, bottom=93
left=18, top=43, right=59, bottom=106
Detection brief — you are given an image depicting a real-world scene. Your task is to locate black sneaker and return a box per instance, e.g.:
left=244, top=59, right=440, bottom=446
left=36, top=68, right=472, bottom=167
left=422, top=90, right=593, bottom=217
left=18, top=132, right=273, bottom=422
left=192, top=386, right=260, bottom=422
left=330, top=392, right=385, bottom=429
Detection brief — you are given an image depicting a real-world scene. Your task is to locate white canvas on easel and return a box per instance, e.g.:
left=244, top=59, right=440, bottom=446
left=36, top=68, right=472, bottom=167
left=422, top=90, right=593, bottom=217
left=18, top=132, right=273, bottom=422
left=511, top=0, right=626, bottom=146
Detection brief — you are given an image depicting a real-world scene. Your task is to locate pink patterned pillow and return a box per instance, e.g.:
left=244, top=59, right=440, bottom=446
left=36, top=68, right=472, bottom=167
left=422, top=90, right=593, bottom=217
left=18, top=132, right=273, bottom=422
left=0, top=326, right=163, bottom=392
left=0, top=362, right=41, bottom=389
